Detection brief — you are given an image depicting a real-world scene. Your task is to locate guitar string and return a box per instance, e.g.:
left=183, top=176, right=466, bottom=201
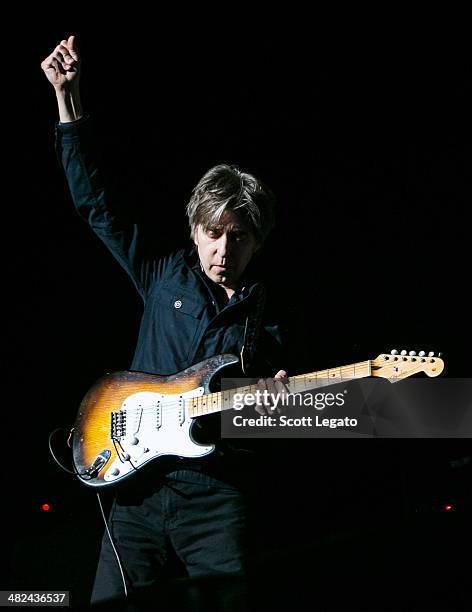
left=113, top=363, right=431, bottom=416
left=101, top=362, right=431, bottom=421
left=142, top=358, right=435, bottom=413
left=106, top=364, right=370, bottom=416
left=112, top=362, right=371, bottom=413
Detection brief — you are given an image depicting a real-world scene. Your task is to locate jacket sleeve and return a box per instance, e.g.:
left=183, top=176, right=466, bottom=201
left=55, top=115, right=166, bottom=299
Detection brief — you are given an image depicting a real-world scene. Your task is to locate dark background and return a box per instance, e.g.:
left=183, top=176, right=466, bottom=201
left=4, top=21, right=471, bottom=608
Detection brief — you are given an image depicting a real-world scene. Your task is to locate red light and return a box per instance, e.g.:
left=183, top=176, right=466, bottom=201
left=41, top=503, right=51, bottom=512
left=443, top=504, right=454, bottom=512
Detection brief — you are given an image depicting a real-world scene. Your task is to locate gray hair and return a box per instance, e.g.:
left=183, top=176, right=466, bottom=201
left=186, top=164, right=276, bottom=244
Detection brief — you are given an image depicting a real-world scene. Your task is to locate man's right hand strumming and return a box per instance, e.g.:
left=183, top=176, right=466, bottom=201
left=41, top=35, right=83, bottom=123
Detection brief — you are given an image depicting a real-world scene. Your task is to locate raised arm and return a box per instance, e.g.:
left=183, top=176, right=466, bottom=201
left=41, top=36, right=165, bottom=298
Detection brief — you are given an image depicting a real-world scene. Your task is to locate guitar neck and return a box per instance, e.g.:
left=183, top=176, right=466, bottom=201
left=187, top=360, right=372, bottom=418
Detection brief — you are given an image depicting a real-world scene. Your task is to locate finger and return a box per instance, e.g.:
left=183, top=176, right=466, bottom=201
left=60, top=40, right=74, bottom=62
left=52, top=49, right=68, bottom=71
left=265, top=381, right=277, bottom=409
left=254, top=404, right=267, bottom=416
left=255, top=378, right=271, bottom=408
left=255, top=378, right=266, bottom=392
left=49, top=56, right=67, bottom=76
left=264, top=378, right=274, bottom=396
left=274, top=379, right=287, bottom=394
left=259, top=377, right=279, bottom=411
left=274, top=379, right=288, bottom=413
left=41, top=55, right=56, bottom=71
left=56, top=44, right=76, bottom=68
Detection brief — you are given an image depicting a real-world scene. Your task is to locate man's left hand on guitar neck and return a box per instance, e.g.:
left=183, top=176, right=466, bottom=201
left=254, top=370, right=289, bottom=415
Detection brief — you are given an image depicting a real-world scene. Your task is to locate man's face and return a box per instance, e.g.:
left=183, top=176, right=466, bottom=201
left=194, top=209, right=259, bottom=290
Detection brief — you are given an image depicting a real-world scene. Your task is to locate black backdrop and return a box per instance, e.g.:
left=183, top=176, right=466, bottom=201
left=4, top=22, right=470, bottom=607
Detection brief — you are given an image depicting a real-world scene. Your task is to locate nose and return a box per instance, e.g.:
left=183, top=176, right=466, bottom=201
left=215, top=233, right=228, bottom=258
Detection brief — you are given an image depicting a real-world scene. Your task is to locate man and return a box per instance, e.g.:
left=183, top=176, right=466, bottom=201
left=42, top=36, right=288, bottom=608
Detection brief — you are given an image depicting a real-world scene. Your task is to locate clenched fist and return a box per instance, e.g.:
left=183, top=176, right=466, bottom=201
left=41, top=35, right=80, bottom=91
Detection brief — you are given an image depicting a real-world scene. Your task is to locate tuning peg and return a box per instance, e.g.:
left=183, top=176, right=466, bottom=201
left=418, top=351, right=426, bottom=357
left=438, top=352, right=443, bottom=357
left=391, top=349, right=398, bottom=355
left=409, top=351, right=416, bottom=356
left=400, top=350, right=407, bottom=356
left=428, top=351, right=435, bottom=357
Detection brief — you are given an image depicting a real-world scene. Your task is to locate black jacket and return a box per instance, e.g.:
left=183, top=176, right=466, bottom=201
left=55, top=115, right=284, bottom=380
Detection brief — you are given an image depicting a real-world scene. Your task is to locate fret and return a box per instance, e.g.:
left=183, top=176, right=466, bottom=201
left=288, top=361, right=371, bottom=395
left=187, top=363, right=372, bottom=417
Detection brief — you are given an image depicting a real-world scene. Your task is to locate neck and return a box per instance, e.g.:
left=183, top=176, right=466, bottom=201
left=214, top=283, right=234, bottom=307
left=187, top=359, right=373, bottom=418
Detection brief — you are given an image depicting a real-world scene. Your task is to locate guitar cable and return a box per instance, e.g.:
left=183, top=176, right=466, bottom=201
left=48, top=426, right=130, bottom=599
left=95, top=491, right=129, bottom=599
left=48, top=427, right=88, bottom=477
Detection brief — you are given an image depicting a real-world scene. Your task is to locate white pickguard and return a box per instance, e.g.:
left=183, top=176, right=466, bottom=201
left=104, top=386, right=211, bottom=482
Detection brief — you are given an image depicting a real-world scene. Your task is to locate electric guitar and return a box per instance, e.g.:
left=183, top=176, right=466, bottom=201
left=71, top=350, right=444, bottom=487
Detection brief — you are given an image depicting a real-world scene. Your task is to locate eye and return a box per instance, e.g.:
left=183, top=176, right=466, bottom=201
left=232, top=231, right=249, bottom=242
left=206, top=227, right=222, bottom=239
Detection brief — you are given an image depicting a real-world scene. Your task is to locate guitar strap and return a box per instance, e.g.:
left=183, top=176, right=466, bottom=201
left=240, top=285, right=267, bottom=375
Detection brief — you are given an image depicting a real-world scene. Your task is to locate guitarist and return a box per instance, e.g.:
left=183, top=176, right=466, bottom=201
left=42, top=35, right=289, bottom=609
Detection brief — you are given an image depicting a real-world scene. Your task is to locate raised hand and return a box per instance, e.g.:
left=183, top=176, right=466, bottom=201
left=41, top=35, right=80, bottom=91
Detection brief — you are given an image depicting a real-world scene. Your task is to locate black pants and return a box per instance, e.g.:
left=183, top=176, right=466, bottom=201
left=91, top=469, right=249, bottom=610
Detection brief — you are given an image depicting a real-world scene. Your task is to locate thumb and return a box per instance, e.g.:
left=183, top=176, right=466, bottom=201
left=67, top=35, right=78, bottom=55
left=274, top=370, right=288, bottom=379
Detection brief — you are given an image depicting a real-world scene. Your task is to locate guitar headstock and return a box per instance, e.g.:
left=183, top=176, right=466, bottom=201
left=371, top=350, right=444, bottom=382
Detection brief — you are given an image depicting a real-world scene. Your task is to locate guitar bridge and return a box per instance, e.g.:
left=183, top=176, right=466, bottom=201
left=111, top=410, right=126, bottom=439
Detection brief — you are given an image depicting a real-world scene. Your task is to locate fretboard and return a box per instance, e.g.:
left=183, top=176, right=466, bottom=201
left=187, top=360, right=371, bottom=418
